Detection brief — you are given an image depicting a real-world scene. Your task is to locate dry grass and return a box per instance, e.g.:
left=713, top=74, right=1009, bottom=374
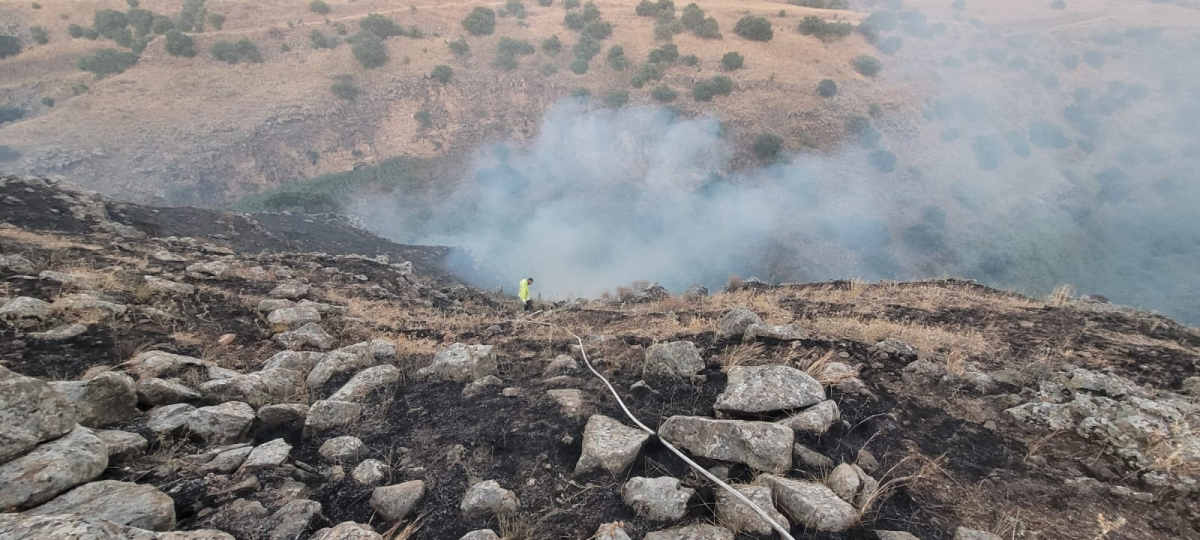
left=719, top=342, right=766, bottom=371
left=1142, top=417, right=1200, bottom=477
left=856, top=454, right=949, bottom=523
left=1050, top=284, right=1074, bottom=307
left=0, top=228, right=101, bottom=252
left=804, top=351, right=860, bottom=386
left=806, top=315, right=1000, bottom=360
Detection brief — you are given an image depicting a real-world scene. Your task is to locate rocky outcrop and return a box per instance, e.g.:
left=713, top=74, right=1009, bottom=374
left=643, top=341, right=705, bottom=378
left=369, top=480, right=425, bottom=522
left=199, top=368, right=303, bottom=408
left=96, top=429, right=149, bottom=462
left=275, top=323, right=336, bottom=350
left=714, top=365, right=824, bottom=414
left=416, top=343, right=498, bottom=383
left=717, top=308, right=763, bottom=339
left=658, top=416, right=793, bottom=473
left=575, top=414, right=650, bottom=476
left=621, top=476, right=694, bottom=521
left=0, top=426, right=109, bottom=509
left=761, top=474, right=857, bottom=532
left=0, top=366, right=76, bottom=462
left=25, top=480, right=176, bottom=531
left=126, top=351, right=212, bottom=379
left=715, top=484, right=791, bottom=535
left=49, top=371, right=138, bottom=427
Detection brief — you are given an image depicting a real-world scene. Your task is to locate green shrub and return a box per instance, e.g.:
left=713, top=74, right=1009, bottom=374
left=0, top=146, right=21, bottom=162
left=868, top=103, right=883, bottom=118
left=692, top=75, right=732, bottom=101
left=972, top=135, right=1004, bottom=170
left=260, top=190, right=341, bottom=213
left=498, top=36, right=535, bottom=56
left=210, top=38, right=262, bottom=64
left=606, top=45, right=628, bottom=70
left=606, top=89, right=630, bottom=108
left=875, top=35, right=902, bottom=54
left=681, top=53, right=699, bottom=66
left=310, top=0, right=330, bottom=14
left=816, top=79, right=837, bottom=97
left=127, top=9, right=154, bottom=36
left=721, top=51, right=743, bottom=70
left=570, top=57, right=588, bottom=74
left=330, top=77, right=360, bottom=99
left=582, top=20, right=612, bottom=40
left=693, top=17, right=720, bottom=38
left=680, top=3, right=704, bottom=28
left=208, top=13, right=225, bottom=30
left=650, top=84, right=676, bottom=102
left=752, top=133, right=783, bottom=160
left=853, top=54, right=882, bottom=76
left=868, top=149, right=896, bottom=172
left=646, top=43, right=677, bottom=63
left=788, top=0, right=848, bottom=7
left=93, top=9, right=129, bottom=40
left=798, top=16, right=852, bottom=40
left=311, top=30, right=338, bottom=49
left=165, top=30, right=196, bottom=57
left=571, top=87, right=591, bottom=98
left=431, top=64, right=453, bottom=83
left=281, top=43, right=291, bottom=52
left=77, top=48, right=139, bottom=77
left=414, top=109, right=432, bottom=129
left=1029, top=121, right=1070, bottom=148
left=846, top=115, right=881, bottom=147
left=630, top=62, right=663, bottom=87
left=448, top=37, right=469, bottom=57
left=565, top=12, right=585, bottom=29
left=505, top=0, right=527, bottom=18
left=334, top=22, right=348, bottom=36
left=350, top=32, right=388, bottom=68
left=0, top=106, right=25, bottom=124
left=69, top=24, right=84, bottom=38
left=31, top=1, right=40, bottom=7
left=636, top=0, right=675, bottom=17
left=543, top=34, right=562, bottom=54
left=573, top=34, right=601, bottom=60
left=463, top=7, right=497, bottom=36
left=539, top=63, right=557, bottom=75
left=72, top=83, right=89, bottom=95
left=41, top=97, right=55, bottom=107
left=653, top=23, right=673, bottom=40
left=734, top=15, right=772, bottom=41
left=1050, top=0, right=1066, bottom=9
left=361, top=14, right=404, bottom=38
left=30, top=26, right=48, bottom=45
left=83, top=28, right=99, bottom=40
left=539, top=0, right=553, bottom=6
left=151, top=15, right=174, bottom=35
left=178, top=0, right=204, bottom=32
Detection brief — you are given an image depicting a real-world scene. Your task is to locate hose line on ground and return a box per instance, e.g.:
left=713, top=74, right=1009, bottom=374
left=509, top=319, right=796, bottom=540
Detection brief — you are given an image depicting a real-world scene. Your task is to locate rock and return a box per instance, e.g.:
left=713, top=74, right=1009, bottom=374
left=761, top=475, right=857, bottom=532
left=276, top=323, right=336, bottom=350
left=621, top=476, right=694, bottom=521
left=185, top=261, right=229, bottom=280
left=352, top=459, right=389, bottom=485
left=186, top=401, right=256, bottom=444
left=547, top=388, right=589, bottom=418
left=196, top=444, right=253, bottom=474
left=543, top=355, right=579, bottom=377
left=0, top=253, right=36, bottom=273
left=0, top=514, right=234, bottom=540
left=239, top=439, right=292, bottom=473
left=26, top=480, right=175, bottom=531
left=794, top=444, right=834, bottom=470
left=778, top=400, right=841, bottom=434
left=136, top=378, right=201, bottom=407
left=873, top=338, right=917, bottom=359
left=49, top=371, right=138, bottom=428
left=575, top=414, right=651, bottom=476
left=0, top=296, right=53, bottom=322
left=305, top=400, right=362, bottom=432
left=827, top=463, right=862, bottom=502
left=0, top=365, right=76, bottom=462
left=52, top=293, right=128, bottom=317
left=152, top=250, right=188, bottom=263
left=1067, top=368, right=1139, bottom=398
left=146, top=403, right=196, bottom=435
left=643, top=341, right=705, bottom=378
left=95, top=429, right=148, bottom=462
left=335, top=339, right=396, bottom=362
left=644, top=524, right=734, bottom=540
left=462, top=375, right=504, bottom=397
left=460, top=480, right=520, bottom=518
left=310, top=521, right=383, bottom=540
left=876, top=532, right=921, bottom=540
left=1182, top=377, right=1200, bottom=396
left=328, top=365, right=402, bottom=402
left=594, top=522, right=633, bottom=540
left=857, top=449, right=880, bottom=473
left=953, top=527, right=1002, bottom=540
left=39, top=270, right=100, bottom=288
left=28, top=323, right=89, bottom=340
left=416, top=343, right=498, bottom=383
left=319, top=436, right=365, bottom=463
left=269, top=282, right=311, bottom=300
left=658, top=416, right=793, bottom=473
left=126, top=351, right=212, bottom=379
left=459, top=531, right=500, bottom=540
left=143, top=276, right=195, bottom=295
left=743, top=322, right=808, bottom=341
left=714, top=365, right=824, bottom=414
left=681, top=285, right=709, bottom=302
left=268, top=306, right=322, bottom=328
left=262, top=350, right=325, bottom=375
left=369, top=480, right=425, bottom=521
left=257, top=299, right=296, bottom=312
left=208, top=366, right=240, bottom=380
left=257, top=403, right=309, bottom=429
left=306, top=351, right=373, bottom=390
left=717, top=308, right=764, bottom=339
left=199, top=368, right=303, bottom=408
left=0, top=426, right=108, bottom=509
left=266, top=499, right=322, bottom=540
left=715, top=484, right=791, bottom=535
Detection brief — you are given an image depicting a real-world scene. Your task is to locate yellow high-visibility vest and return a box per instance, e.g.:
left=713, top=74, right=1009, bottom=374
left=518, top=279, right=530, bottom=302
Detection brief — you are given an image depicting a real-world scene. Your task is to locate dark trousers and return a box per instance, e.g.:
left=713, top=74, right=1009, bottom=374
left=523, top=299, right=532, bottom=311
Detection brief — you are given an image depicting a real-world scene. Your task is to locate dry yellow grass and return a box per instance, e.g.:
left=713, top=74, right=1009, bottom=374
left=806, top=315, right=999, bottom=359
left=0, top=228, right=101, bottom=252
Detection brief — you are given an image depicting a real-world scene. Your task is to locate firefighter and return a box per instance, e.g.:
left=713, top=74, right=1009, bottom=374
left=518, top=277, right=534, bottom=311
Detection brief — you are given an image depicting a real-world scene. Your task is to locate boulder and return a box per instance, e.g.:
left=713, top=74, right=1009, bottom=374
left=185, top=261, right=229, bottom=280
left=793, top=444, right=834, bottom=470
left=306, top=351, right=374, bottom=390
left=262, top=350, right=325, bottom=375
left=415, top=343, right=498, bottom=383
left=369, top=480, right=425, bottom=522
left=136, top=378, right=201, bottom=407
left=185, top=401, right=256, bottom=444
left=761, top=475, right=856, bottom=532
left=643, top=341, right=704, bottom=378
left=50, top=371, right=138, bottom=427
left=743, top=323, right=807, bottom=341
left=238, top=439, right=292, bottom=473
left=827, top=463, right=861, bottom=502
left=460, top=480, right=520, bottom=518
left=268, top=306, right=322, bottom=328
left=275, top=323, right=336, bottom=350
left=0, top=253, right=36, bottom=274
left=265, top=499, right=322, bottom=540
left=594, top=522, right=633, bottom=540
left=546, top=388, right=590, bottom=418
left=142, top=276, right=194, bottom=296
left=953, top=527, right=1003, bottom=540
left=146, top=403, right=196, bottom=435
left=0, top=426, right=108, bottom=509
left=717, top=308, right=764, bottom=339
left=334, top=339, right=396, bottom=362
left=26, top=480, right=175, bottom=531
left=621, top=476, right=694, bottom=521
left=269, top=282, right=311, bottom=300
left=714, top=365, right=824, bottom=414
left=0, top=365, right=76, bottom=462
left=778, top=400, right=841, bottom=434
left=575, top=414, right=651, bottom=476
left=0, top=514, right=234, bottom=540
left=459, top=531, right=500, bottom=540
left=542, top=355, right=579, bottom=377
left=681, top=285, right=709, bottom=302
left=29, top=323, right=89, bottom=340
left=126, top=351, right=212, bottom=379
left=462, top=375, right=504, bottom=397
left=658, top=416, right=792, bottom=473
left=52, top=294, right=127, bottom=317
left=257, top=403, right=309, bottom=429
left=328, top=365, right=402, bottom=402
left=0, top=296, right=52, bottom=322
left=319, top=436, right=365, bottom=464
left=199, top=368, right=303, bottom=408
left=715, top=484, right=791, bottom=535
left=352, top=459, right=389, bottom=485
left=40, top=271, right=101, bottom=288
left=305, top=400, right=362, bottom=432
left=644, top=524, right=734, bottom=540
left=95, top=429, right=149, bottom=462
left=257, top=299, right=296, bottom=313
left=152, top=250, right=188, bottom=263
left=310, top=521, right=382, bottom=540
left=876, top=532, right=921, bottom=540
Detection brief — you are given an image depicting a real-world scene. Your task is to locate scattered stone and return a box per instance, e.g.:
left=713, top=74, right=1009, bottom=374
left=127, top=351, right=212, bottom=379
left=0, top=514, right=234, bottom=540
left=575, top=414, right=651, bottom=476
left=208, top=366, right=241, bottom=380
left=152, top=250, right=188, bottom=263
left=335, top=339, right=397, bottom=362
left=621, top=476, right=694, bottom=521
left=328, top=365, right=402, bottom=402
left=305, top=400, right=362, bottom=432
left=658, top=416, right=793, bottom=473
left=276, top=323, right=336, bottom=350
left=827, top=463, right=862, bottom=502
left=185, top=261, right=229, bottom=280
left=0, top=296, right=53, bottom=322
left=49, top=371, right=138, bottom=427
left=266, top=499, right=322, bottom=540
left=186, top=401, right=256, bottom=444
left=0, top=365, right=76, bottom=462
left=794, top=444, right=834, bottom=470
left=743, top=323, right=807, bottom=341
left=239, top=439, right=292, bottom=473
left=95, top=429, right=149, bottom=462
left=143, top=275, right=195, bottom=295
left=857, top=449, right=880, bottom=473
left=319, top=436, right=366, bottom=464
left=310, top=521, right=383, bottom=540
left=217, top=333, right=237, bottom=346
left=681, top=284, right=709, bottom=302
left=258, top=299, right=296, bottom=313
left=777, top=400, right=841, bottom=434
left=644, top=524, right=734, bottom=540
left=269, top=282, right=311, bottom=300
left=543, top=355, right=579, bottom=377
left=459, top=531, right=500, bottom=540
left=307, top=351, right=373, bottom=389
left=26, top=480, right=176, bottom=531
left=501, top=387, right=523, bottom=397
left=715, top=484, right=791, bottom=535
left=547, top=388, right=589, bottom=418
left=462, top=375, right=504, bottom=397
left=953, top=527, right=1003, bottom=540
left=52, top=293, right=128, bottom=318
left=0, top=253, right=36, bottom=273
left=136, top=378, right=201, bottom=407
left=200, top=368, right=304, bottom=407
left=717, top=308, right=764, bottom=339
left=352, top=459, right=389, bottom=486
left=268, top=306, right=322, bottom=328
left=0, top=426, right=108, bottom=510
left=714, top=365, right=824, bottom=414
left=196, top=445, right=254, bottom=474
left=876, top=532, right=921, bottom=540
left=416, top=343, right=498, bottom=383
left=39, top=270, right=100, bottom=288
left=873, top=338, right=917, bottom=359
left=28, top=323, right=88, bottom=340
left=370, top=480, right=425, bottom=521
left=643, top=341, right=705, bottom=378
left=460, top=480, right=520, bottom=518
left=263, top=350, right=326, bottom=374
left=146, top=403, right=196, bottom=435
left=257, top=403, right=309, bottom=429
left=761, top=475, right=856, bottom=532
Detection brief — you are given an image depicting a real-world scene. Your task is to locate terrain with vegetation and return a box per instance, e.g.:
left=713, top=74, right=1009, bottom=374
left=1, top=176, right=1198, bottom=540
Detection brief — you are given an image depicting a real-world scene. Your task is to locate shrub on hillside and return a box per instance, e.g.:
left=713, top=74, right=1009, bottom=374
left=571, top=88, right=591, bottom=99
left=875, top=35, right=902, bottom=55
left=93, top=9, right=129, bottom=40
left=570, top=58, right=588, bottom=74
left=498, top=36, right=536, bottom=56
left=846, top=115, right=881, bottom=147
left=463, top=7, right=497, bottom=36
left=211, top=38, right=263, bottom=64
left=1082, top=50, right=1104, bottom=68
left=573, top=34, right=601, bottom=60
left=83, top=28, right=100, bottom=40
left=448, top=37, right=469, bottom=57
left=311, top=0, right=330, bottom=14
left=30, top=26, right=48, bottom=45
left=127, top=9, right=154, bottom=36
left=1050, top=0, right=1066, bottom=9
left=260, top=190, right=341, bottom=213
left=636, top=0, right=675, bottom=17
left=788, top=0, right=848, bottom=7
left=694, top=17, right=720, bottom=38
left=208, top=14, right=225, bottom=30
left=69, top=24, right=85, bottom=38
left=816, top=79, right=837, bottom=97
left=539, top=63, right=557, bottom=75
left=77, top=48, right=139, bottom=77
left=854, top=55, right=882, bottom=76
left=151, top=15, right=174, bottom=35
left=721, top=51, right=743, bottom=70
left=799, top=16, right=852, bottom=40
left=311, top=30, right=338, bottom=49
left=752, top=133, right=783, bottom=160
left=504, top=0, right=527, bottom=18
left=903, top=223, right=945, bottom=253
left=972, top=135, right=1004, bottom=170
left=681, top=53, right=699, bottom=66
left=165, top=30, right=195, bottom=57
left=330, top=77, right=360, bottom=100
left=647, top=43, right=678, bottom=63
left=692, top=75, right=732, bottom=101
left=651, top=84, right=676, bottom=102
left=868, top=149, right=896, bottom=172
left=493, top=51, right=519, bottom=70
left=540, top=0, right=553, bottom=6
left=361, top=14, right=404, bottom=39
left=564, top=0, right=580, bottom=8
left=607, top=45, right=629, bottom=70
left=431, top=64, right=453, bottom=83
left=0, top=106, right=25, bottom=124
left=631, top=62, right=664, bottom=87
left=734, top=16, right=772, bottom=41
left=1005, top=131, right=1032, bottom=157
left=350, top=33, right=388, bottom=68
left=680, top=3, right=704, bottom=28
left=582, top=20, right=613, bottom=40
left=606, top=90, right=630, bottom=108
left=1029, top=122, right=1070, bottom=148
left=0, top=145, right=21, bottom=163
left=543, top=35, right=562, bottom=54
left=414, top=110, right=432, bottom=129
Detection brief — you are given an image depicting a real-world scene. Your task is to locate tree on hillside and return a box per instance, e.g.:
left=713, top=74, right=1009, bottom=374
left=165, top=30, right=196, bottom=57
left=734, top=15, right=772, bottom=41
left=752, top=133, right=783, bottom=160
left=431, top=65, right=453, bottom=83
left=77, top=48, right=139, bottom=77
left=680, top=3, right=704, bottom=28
left=854, top=55, right=882, bottom=76
left=350, top=32, right=388, bottom=68
left=817, top=79, right=837, bottom=97
left=543, top=35, right=562, bottom=54
left=361, top=14, right=404, bottom=39
left=651, top=84, right=676, bottom=102
left=721, top=51, right=743, bottom=70
left=463, top=7, right=496, bottom=36
left=310, top=0, right=331, bottom=14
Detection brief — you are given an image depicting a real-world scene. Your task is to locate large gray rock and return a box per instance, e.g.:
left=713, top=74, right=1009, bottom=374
left=95, top=429, right=149, bottom=462
left=266, top=499, right=322, bottom=540
left=305, top=400, right=362, bottom=432
left=0, top=296, right=52, bottom=322
left=575, top=414, right=651, bottom=476
left=794, top=444, right=834, bottom=470
left=0, top=426, right=108, bottom=510
left=136, top=378, right=201, bottom=407
left=198, top=368, right=303, bottom=407
left=143, top=276, right=195, bottom=296
left=546, top=388, right=589, bottom=418
left=876, top=532, right=921, bottom=540
left=369, top=480, right=425, bottom=522
left=335, top=340, right=397, bottom=362
left=319, top=436, right=365, bottom=464
left=459, top=531, right=500, bottom=540
left=185, top=261, right=229, bottom=280
left=258, top=298, right=296, bottom=313
left=0, top=254, right=36, bottom=274
left=257, top=403, right=309, bottom=429
left=238, top=439, right=292, bottom=473
left=310, top=521, right=382, bottom=540
left=714, top=365, right=824, bottom=414
left=40, top=270, right=100, bottom=289
left=0, top=366, right=76, bottom=462
left=185, top=401, right=255, bottom=444
left=681, top=285, right=709, bottom=302
left=953, top=527, right=1003, bottom=540
left=50, top=371, right=138, bottom=427
left=717, top=308, right=764, bottom=339
left=644, top=341, right=705, bottom=379
left=778, top=400, right=841, bottom=434
left=460, top=480, right=520, bottom=518
left=644, top=524, right=734, bottom=540
left=306, top=351, right=374, bottom=390
left=146, top=403, right=196, bottom=435
left=0, top=514, right=234, bottom=540
left=194, top=444, right=253, bottom=474
left=269, top=282, right=311, bottom=300
left=26, top=480, right=176, bottom=531
left=658, top=416, right=793, bottom=473
left=29, top=323, right=89, bottom=340
left=416, top=343, right=498, bottom=383
left=126, top=351, right=212, bottom=379
left=328, top=365, right=402, bottom=402
left=352, top=459, right=389, bottom=486
left=715, top=484, right=791, bottom=535
left=827, top=463, right=862, bottom=502
left=275, top=323, right=336, bottom=350
left=743, top=323, right=806, bottom=342
left=621, top=476, right=694, bottom=521
left=52, top=294, right=128, bottom=317
left=761, top=474, right=857, bottom=532
left=262, top=351, right=325, bottom=375
left=268, top=306, right=322, bottom=328
left=543, top=355, right=579, bottom=377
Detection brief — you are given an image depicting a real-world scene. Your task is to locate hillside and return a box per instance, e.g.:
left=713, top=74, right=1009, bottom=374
left=2, top=176, right=1198, bottom=540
